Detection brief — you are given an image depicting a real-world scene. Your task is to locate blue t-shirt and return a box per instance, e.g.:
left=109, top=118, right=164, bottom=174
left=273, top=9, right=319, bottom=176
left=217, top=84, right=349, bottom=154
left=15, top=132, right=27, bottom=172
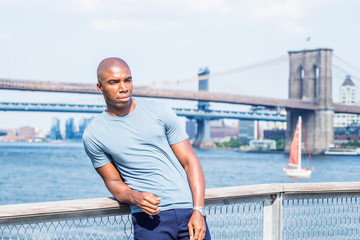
left=82, top=98, right=193, bottom=213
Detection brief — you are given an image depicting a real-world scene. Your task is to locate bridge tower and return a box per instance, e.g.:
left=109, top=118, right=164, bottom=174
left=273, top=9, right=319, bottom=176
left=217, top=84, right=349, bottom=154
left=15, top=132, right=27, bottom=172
left=286, top=48, right=334, bottom=154
left=193, top=67, right=216, bottom=149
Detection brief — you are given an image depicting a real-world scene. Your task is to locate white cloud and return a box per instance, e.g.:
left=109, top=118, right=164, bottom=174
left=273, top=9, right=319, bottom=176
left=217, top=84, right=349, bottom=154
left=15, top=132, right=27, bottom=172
left=89, top=18, right=184, bottom=33
left=347, top=23, right=360, bottom=33
left=89, top=19, right=147, bottom=32
left=164, top=21, right=184, bottom=29
left=66, top=0, right=231, bottom=14
left=176, top=0, right=230, bottom=14
left=172, top=37, right=191, bottom=47
left=56, top=0, right=130, bottom=13
left=0, top=0, right=47, bottom=7
left=253, top=0, right=305, bottom=20
left=281, top=21, right=308, bottom=34
left=69, top=0, right=100, bottom=12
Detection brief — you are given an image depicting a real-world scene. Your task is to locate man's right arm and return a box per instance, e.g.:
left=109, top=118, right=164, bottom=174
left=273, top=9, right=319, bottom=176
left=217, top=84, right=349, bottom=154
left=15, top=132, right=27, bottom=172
left=96, top=162, right=161, bottom=215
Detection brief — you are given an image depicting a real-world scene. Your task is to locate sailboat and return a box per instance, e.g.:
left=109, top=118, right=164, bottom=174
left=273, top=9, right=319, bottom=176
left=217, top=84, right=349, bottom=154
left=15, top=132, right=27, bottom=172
left=283, top=116, right=312, bottom=178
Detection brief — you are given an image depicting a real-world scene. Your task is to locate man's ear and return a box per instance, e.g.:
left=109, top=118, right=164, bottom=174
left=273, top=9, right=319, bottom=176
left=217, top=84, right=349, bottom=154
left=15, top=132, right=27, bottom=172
left=97, top=82, right=103, bottom=94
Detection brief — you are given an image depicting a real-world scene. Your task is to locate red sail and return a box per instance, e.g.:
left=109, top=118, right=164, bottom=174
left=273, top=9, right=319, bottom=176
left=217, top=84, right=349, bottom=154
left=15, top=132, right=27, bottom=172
left=289, top=120, right=300, bottom=166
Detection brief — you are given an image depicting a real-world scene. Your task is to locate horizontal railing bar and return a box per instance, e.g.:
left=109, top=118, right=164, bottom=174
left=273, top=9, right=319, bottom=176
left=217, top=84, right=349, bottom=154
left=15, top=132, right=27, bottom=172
left=1, top=182, right=360, bottom=226
left=205, top=182, right=360, bottom=200
left=278, top=182, right=360, bottom=194
left=205, top=194, right=271, bottom=206
left=0, top=208, right=130, bottom=226
left=282, top=192, right=360, bottom=201
left=205, top=184, right=283, bottom=201
left=0, top=197, right=130, bottom=225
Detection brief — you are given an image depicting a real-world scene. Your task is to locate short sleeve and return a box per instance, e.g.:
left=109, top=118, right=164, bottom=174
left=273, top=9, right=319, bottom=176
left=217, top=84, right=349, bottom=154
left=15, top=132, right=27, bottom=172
left=82, top=130, right=112, bottom=168
left=162, top=105, right=189, bottom=145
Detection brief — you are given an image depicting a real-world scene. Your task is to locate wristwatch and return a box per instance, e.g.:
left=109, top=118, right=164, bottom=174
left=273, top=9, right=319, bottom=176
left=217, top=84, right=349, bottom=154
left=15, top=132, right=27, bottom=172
left=192, top=206, right=206, bottom=216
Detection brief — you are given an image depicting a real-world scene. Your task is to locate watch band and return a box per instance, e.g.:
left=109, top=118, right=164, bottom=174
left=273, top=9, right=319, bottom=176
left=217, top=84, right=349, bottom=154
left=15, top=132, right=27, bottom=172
left=192, top=206, right=206, bottom=216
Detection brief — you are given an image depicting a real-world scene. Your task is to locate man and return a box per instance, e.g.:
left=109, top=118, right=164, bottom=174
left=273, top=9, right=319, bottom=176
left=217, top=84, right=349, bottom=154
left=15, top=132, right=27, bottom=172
left=83, top=57, right=211, bottom=240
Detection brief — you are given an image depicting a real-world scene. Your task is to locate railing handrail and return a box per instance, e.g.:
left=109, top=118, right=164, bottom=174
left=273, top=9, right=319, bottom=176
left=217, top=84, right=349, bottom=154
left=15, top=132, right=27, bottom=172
left=206, top=182, right=360, bottom=200
left=1, top=182, right=360, bottom=225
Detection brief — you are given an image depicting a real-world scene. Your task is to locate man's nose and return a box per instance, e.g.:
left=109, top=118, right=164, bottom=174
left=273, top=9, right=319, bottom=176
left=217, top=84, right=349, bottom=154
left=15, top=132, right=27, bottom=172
left=118, top=82, right=127, bottom=92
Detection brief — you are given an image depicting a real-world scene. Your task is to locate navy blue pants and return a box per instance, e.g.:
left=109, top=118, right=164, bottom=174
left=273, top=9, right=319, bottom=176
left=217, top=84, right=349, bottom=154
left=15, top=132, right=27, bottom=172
left=131, top=208, right=211, bottom=239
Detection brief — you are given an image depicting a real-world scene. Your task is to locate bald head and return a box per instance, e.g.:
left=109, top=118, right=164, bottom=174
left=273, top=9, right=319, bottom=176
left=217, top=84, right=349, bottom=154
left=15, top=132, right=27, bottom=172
left=97, top=57, right=131, bottom=83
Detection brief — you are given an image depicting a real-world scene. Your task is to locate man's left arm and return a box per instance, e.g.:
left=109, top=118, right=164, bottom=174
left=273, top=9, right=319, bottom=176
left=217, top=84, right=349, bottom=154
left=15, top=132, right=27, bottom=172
left=171, top=139, right=207, bottom=240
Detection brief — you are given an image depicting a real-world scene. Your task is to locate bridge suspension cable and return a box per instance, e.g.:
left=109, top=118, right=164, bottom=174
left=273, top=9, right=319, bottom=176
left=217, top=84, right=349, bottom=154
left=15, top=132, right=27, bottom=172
left=332, top=61, right=360, bottom=95
left=333, top=54, right=360, bottom=86
left=146, top=54, right=288, bottom=88
left=333, top=63, right=360, bottom=84
left=333, top=54, right=360, bottom=75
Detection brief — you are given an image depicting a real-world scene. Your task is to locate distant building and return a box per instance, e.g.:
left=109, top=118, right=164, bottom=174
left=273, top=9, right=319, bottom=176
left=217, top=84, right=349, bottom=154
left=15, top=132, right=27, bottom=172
left=65, top=118, right=76, bottom=139
left=50, top=118, right=62, bottom=140
left=18, top=127, right=35, bottom=140
left=73, top=117, right=93, bottom=139
left=65, top=117, right=94, bottom=140
left=263, top=108, right=287, bottom=131
left=264, top=128, right=285, bottom=139
left=0, top=129, right=15, bottom=142
left=186, top=119, right=197, bottom=140
left=5, top=129, right=16, bottom=137
left=0, top=130, right=7, bottom=137
left=263, top=121, right=287, bottom=130
left=210, top=119, right=239, bottom=141
left=249, top=139, right=276, bottom=151
left=0, top=127, right=36, bottom=142
left=334, top=75, right=360, bottom=127
left=334, top=123, right=360, bottom=142
left=238, top=120, right=254, bottom=145
left=79, top=117, right=92, bottom=135
left=34, top=127, right=48, bottom=141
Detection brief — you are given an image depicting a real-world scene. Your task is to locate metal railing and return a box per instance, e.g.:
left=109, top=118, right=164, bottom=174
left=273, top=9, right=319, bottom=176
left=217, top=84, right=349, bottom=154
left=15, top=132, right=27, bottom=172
left=1, top=182, right=360, bottom=239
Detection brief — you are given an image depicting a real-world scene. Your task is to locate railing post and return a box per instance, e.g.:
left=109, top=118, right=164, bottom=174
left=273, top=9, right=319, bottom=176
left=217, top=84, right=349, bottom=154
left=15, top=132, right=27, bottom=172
left=263, top=193, right=283, bottom=240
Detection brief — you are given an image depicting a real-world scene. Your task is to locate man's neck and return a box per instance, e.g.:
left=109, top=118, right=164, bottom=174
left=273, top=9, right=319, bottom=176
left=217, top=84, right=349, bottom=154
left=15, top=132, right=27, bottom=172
left=106, top=98, right=136, bottom=117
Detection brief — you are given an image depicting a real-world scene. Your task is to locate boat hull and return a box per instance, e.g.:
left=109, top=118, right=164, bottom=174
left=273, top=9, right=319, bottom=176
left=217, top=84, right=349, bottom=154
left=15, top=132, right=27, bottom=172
left=283, top=168, right=312, bottom=178
left=324, top=149, right=360, bottom=156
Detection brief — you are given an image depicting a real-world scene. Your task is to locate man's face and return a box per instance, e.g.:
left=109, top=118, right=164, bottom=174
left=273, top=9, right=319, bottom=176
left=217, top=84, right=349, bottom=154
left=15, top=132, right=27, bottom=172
left=97, top=65, right=133, bottom=112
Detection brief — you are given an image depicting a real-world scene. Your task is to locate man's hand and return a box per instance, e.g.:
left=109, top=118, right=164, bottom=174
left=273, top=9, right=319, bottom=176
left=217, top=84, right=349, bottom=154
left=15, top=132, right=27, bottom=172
left=96, top=163, right=161, bottom=215
left=188, top=210, right=206, bottom=240
left=130, top=191, right=162, bottom=215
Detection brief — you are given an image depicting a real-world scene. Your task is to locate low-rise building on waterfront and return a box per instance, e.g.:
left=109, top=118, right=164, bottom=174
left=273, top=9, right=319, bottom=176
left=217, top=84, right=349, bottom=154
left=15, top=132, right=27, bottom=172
left=210, top=119, right=239, bottom=142
left=249, top=139, right=277, bottom=151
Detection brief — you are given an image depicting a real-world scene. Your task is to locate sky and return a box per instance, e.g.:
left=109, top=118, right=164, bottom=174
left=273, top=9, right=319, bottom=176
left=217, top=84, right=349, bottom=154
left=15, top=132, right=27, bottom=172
left=1, top=0, right=360, bottom=131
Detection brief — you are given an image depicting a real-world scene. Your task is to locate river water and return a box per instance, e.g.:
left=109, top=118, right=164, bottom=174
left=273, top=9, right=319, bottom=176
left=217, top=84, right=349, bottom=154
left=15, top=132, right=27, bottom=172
left=1, top=142, right=360, bottom=205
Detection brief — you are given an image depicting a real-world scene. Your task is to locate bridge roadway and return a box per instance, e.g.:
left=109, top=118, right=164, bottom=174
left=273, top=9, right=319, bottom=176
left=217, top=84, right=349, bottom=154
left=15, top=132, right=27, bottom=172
left=0, top=102, right=286, bottom=122
left=1, top=79, right=359, bottom=114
